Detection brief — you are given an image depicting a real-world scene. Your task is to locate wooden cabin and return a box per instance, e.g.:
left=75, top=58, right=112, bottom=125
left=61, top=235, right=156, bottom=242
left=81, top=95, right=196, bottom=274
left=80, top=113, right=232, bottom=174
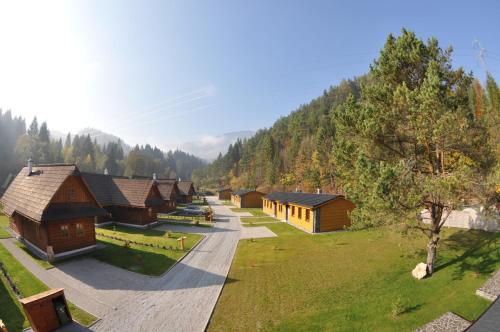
left=82, top=173, right=169, bottom=228
left=177, top=181, right=195, bottom=203
left=0, top=164, right=108, bottom=260
left=156, top=179, right=180, bottom=211
left=263, top=192, right=355, bottom=233
left=231, top=189, right=265, bottom=208
left=217, top=188, right=232, bottom=200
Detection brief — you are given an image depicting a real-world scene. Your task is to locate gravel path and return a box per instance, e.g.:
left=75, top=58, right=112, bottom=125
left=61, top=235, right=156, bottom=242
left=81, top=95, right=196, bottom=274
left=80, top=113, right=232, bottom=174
left=91, top=196, right=241, bottom=332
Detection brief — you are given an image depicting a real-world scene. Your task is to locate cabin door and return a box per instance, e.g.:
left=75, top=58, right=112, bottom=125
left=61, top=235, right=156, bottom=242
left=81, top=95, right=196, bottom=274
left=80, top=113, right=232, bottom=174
left=273, top=202, right=277, bottom=217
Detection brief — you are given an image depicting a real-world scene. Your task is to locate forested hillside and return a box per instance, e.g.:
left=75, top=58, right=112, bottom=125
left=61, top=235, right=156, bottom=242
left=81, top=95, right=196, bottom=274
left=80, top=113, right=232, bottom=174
left=193, top=33, right=500, bottom=196
left=0, top=112, right=205, bottom=192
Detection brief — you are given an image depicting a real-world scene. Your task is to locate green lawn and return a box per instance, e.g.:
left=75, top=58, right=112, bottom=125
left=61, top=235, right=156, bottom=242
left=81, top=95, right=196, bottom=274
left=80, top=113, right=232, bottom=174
left=15, top=241, right=54, bottom=269
left=94, top=226, right=203, bottom=276
left=241, top=217, right=279, bottom=225
left=208, top=223, right=499, bottom=332
left=0, top=243, right=96, bottom=330
left=221, top=200, right=233, bottom=206
left=0, top=214, right=11, bottom=238
left=231, top=208, right=267, bottom=217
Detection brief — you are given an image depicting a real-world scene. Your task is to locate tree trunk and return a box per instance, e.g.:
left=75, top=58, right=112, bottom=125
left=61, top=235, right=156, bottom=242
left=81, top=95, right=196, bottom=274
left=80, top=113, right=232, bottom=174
left=426, top=236, right=439, bottom=275
left=426, top=203, right=443, bottom=276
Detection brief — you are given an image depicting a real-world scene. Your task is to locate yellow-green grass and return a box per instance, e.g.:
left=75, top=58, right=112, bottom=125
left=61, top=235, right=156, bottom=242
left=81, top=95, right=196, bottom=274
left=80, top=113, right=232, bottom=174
left=0, top=214, right=11, bottom=239
left=94, top=226, right=203, bottom=276
left=241, top=217, right=279, bottom=225
left=221, top=200, right=233, bottom=206
left=14, top=241, right=54, bottom=269
left=0, top=243, right=96, bottom=330
left=230, top=208, right=267, bottom=217
left=208, top=223, right=499, bottom=332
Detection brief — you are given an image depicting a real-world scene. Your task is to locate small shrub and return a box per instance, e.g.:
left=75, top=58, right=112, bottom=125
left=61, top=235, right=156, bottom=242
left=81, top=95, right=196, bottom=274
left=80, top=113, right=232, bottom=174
left=390, top=296, right=410, bottom=319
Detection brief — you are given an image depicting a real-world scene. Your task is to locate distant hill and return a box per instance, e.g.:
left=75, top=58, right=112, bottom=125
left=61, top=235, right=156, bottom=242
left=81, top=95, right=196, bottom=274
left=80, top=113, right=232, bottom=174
left=178, top=130, right=255, bottom=161
left=78, top=128, right=132, bottom=154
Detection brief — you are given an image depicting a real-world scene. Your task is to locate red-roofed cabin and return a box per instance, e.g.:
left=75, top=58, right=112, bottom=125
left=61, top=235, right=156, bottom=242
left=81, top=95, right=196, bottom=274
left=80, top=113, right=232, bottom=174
left=0, top=163, right=108, bottom=261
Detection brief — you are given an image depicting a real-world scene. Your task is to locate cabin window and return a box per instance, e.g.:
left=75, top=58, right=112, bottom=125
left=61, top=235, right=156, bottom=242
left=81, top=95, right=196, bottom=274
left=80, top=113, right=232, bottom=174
left=76, top=223, right=84, bottom=237
left=298, top=207, right=302, bottom=219
left=68, top=188, right=76, bottom=201
left=291, top=206, right=295, bottom=216
left=305, top=210, right=310, bottom=222
left=61, top=225, right=69, bottom=238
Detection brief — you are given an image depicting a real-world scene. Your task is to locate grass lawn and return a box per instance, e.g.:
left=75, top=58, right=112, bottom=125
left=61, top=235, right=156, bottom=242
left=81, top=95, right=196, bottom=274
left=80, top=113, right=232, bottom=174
left=94, top=226, right=203, bottom=276
left=231, top=208, right=267, bottom=217
left=0, top=214, right=12, bottom=238
left=0, top=243, right=96, bottom=330
left=208, top=223, right=499, bottom=332
left=158, top=220, right=213, bottom=228
left=221, top=200, right=233, bottom=206
left=15, top=241, right=54, bottom=269
left=241, top=217, right=279, bottom=225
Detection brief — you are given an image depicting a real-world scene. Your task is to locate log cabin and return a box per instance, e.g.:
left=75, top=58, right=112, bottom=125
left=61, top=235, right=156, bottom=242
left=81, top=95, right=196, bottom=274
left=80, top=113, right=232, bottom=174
left=0, top=163, right=108, bottom=261
left=231, top=189, right=265, bottom=208
left=81, top=172, right=169, bottom=228
left=156, top=179, right=180, bottom=211
left=262, top=192, right=355, bottom=233
left=217, top=188, right=232, bottom=200
left=177, top=181, right=195, bottom=203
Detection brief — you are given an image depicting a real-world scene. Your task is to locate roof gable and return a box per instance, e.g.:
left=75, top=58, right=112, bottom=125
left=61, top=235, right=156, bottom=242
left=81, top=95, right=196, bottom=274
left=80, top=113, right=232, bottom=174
left=156, top=180, right=179, bottom=201
left=0, top=165, right=79, bottom=220
left=233, top=189, right=262, bottom=197
left=177, top=181, right=195, bottom=196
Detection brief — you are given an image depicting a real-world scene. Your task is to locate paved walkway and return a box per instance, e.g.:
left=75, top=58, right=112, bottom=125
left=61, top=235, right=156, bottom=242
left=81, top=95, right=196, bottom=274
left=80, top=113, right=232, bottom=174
left=91, top=196, right=241, bottom=331
left=0, top=238, right=111, bottom=316
left=240, top=225, right=277, bottom=239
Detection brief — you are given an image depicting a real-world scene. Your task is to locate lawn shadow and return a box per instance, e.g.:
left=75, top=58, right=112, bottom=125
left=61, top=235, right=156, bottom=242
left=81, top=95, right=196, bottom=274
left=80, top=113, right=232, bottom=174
left=0, top=276, right=26, bottom=332
left=400, top=303, right=424, bottom=315
left=435, top=230, right=500, bottom=280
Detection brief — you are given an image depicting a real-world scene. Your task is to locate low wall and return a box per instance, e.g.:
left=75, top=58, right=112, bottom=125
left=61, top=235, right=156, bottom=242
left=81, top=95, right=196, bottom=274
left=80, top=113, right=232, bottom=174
left=421, top=208, right=500, bottom=232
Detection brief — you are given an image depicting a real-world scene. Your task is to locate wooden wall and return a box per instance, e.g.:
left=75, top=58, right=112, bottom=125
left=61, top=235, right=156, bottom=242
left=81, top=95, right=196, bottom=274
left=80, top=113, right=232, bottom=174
left=276, top=202, right=287, bottom=220
left=262, top=198, right=274, bottom=216
left=51, top=175, right=95, bottom=204
left=11, top=214, right=49, bottom=251
left=218, top=190, right=232, bottom=200
left=47, top=218, right=96, bottom=254
left=319, top=198, right=355, bottom=232
left=288, top=204, right=314, bottom=232
left=240, top=192, right=264, bottom=208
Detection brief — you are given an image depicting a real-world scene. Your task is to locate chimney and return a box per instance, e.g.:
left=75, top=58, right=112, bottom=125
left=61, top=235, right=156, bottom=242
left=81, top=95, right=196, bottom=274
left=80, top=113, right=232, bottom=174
left=153, top=173, right=157, bottom=180
left=104, top=168, right=109, bottom=175
left=178, top=177, right=181, bottom=181
left=27, top=159, right=33, bottom=175
left=317, top=188, right=322, bottom=194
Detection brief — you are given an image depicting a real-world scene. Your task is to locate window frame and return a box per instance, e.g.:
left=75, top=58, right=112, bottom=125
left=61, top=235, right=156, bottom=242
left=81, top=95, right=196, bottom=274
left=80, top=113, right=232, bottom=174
left=61, top=225, right=70, bottom=238
left=76, top=223, right=85, bottom=237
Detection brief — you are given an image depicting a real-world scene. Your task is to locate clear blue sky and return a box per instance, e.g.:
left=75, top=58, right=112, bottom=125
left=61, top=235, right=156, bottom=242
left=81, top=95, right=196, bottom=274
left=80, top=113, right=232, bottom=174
left=0, top=0, right=499, bottom=151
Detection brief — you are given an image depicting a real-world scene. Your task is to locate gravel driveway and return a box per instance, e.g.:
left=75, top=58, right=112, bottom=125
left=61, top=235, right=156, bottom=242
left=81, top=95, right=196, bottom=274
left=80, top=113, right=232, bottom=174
left=91, top=196, right=241, bottom=331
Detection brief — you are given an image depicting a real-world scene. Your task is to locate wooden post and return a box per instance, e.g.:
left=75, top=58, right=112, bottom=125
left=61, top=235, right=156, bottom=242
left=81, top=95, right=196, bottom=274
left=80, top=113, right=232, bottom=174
left=0, top=319, right=8, bottom=332
left=177, top=236, right=187, bottom=250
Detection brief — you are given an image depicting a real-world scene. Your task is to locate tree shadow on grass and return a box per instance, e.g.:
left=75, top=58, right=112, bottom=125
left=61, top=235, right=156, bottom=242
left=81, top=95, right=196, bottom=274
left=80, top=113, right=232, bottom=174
left=0, top=277, right=25, bottom=332
left=435, top=230, right=500, bottom=280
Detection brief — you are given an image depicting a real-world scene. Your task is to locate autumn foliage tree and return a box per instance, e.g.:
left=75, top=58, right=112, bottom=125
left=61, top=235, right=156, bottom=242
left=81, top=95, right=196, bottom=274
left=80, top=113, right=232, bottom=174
left=333, top=29, right=492, bottom=276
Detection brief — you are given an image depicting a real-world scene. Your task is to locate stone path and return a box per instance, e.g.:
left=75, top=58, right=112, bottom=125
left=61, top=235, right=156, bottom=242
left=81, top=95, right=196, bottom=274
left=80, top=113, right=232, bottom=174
left=240, top=225, right=278, bottom=239
left=476, top=269, right=500, bottom=301
left=91, top=196, right=241, bottom=331
left=414, top=312, right=471, bottom=332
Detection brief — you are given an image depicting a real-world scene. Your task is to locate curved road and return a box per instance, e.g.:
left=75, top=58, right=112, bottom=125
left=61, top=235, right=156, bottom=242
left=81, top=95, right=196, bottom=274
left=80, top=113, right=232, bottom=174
left=91, top=197, right=241, bottom=331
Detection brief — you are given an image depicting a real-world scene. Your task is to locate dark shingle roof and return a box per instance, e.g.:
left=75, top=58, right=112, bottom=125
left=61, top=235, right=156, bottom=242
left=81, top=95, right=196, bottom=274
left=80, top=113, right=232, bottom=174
left=264, top=192, right=342, bottom=208
left=0, top=165, right=107, bottom=221
left=81, top=173, right=161, bottom=208
left=43, top=203, right=109, bottom=221
left=156, top=180, right=179, bottom=201
left=233, top=189, right=262, bottom=197
left=177, top=181, right=195, bottom=196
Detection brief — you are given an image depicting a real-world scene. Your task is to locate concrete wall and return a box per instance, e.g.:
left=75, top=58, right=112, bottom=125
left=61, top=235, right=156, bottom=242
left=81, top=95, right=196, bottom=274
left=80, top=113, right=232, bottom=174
left=421, top=208, right=500, bottom=232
